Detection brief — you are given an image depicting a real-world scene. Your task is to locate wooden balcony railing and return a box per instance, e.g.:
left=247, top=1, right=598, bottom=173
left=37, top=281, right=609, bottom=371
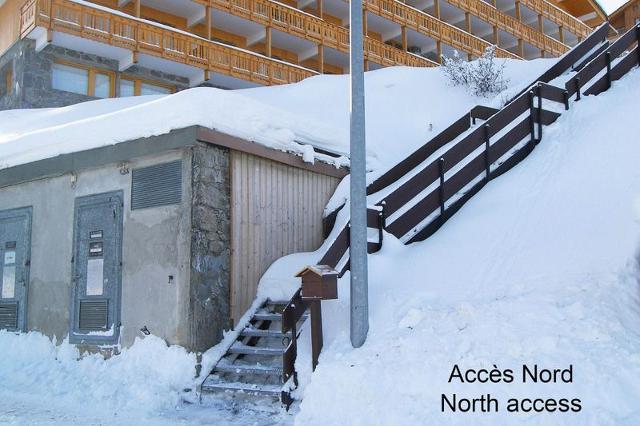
left=447, top=0, right=569, bottom=56
left=211, top=0, right=436, bottom=67
left=20, top=0, right=318, bottom=85
left=364, top=0, right=521, bottom=59
left=519, top=0, right=592, bottom=39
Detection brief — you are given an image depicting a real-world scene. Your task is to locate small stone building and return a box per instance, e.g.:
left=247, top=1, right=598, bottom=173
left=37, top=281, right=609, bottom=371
left=0, top=126, right=345, bottom=351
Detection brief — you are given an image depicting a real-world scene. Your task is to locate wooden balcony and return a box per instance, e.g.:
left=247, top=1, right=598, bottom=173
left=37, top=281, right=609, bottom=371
left=364, top=0, right=521, bottom=59
left=519, top=0, right=592, bottom=39
left=211, top=0, right=437, bottom=67
left=447, top=0, right=569, bottom=56
left=19, top=0, right=318, bottom=85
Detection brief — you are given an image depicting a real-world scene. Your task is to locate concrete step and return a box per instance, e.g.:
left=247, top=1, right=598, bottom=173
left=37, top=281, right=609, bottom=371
left=214, top=362, right=283, bottom=376
left=201, top=378, right=282, bottom=396
left=228, top=344, right=285, bottom=356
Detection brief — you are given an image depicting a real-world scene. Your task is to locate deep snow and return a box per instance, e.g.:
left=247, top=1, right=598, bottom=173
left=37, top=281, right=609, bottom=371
left=1, top=58, right=639, bottom=424
left=284, top=68, right=640, bottom=424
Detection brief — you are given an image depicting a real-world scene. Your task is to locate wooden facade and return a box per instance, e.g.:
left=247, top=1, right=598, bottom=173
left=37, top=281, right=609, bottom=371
left=229, top=150, right=340, bottom=322
left=609, top=0, right=640, bottom=34
left=0, top=0, right=600, bottom=90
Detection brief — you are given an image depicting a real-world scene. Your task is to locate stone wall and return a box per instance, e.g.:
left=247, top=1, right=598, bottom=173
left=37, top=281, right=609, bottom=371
left=0, top=39, right=190, bottom=110
left=189, top=142, right=232, bottom=352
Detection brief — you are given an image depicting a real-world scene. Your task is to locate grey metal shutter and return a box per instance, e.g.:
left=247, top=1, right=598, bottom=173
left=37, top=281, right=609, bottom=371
left=131, top=160, right=182, bottom=210
left=79, top=299, right=108, bottom=330
left=0, top=302, right=18, bottom=330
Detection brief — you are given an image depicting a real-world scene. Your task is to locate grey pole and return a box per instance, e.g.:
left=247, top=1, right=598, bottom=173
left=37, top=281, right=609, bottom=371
left=349, top=0, right=368, bottom=348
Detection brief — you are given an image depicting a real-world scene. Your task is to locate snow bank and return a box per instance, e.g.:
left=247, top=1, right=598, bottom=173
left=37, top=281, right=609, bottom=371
left=0, top=331, right=197, bottom=419
left=0, top=60, right=552, bottom=177
left=288, top=69, right=640, bottom=423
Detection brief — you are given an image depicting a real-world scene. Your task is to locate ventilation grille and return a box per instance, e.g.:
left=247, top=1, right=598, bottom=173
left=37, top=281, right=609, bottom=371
left=0, top=302, right=18, bottom=330
left=131, top=160, right=182, bottom=210
left=79, top=299, right=108, bottom=330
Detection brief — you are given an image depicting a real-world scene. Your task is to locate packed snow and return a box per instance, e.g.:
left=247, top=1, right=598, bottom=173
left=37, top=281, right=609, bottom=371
left=1, top=57, right=639, bottom=424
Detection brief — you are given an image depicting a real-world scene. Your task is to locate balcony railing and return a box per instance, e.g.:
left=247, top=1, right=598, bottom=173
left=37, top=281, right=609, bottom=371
left=447, top=0, right=569, bottom=56
left=20, top=0, right=318, bottom=85
left=364, top=0, right=521, bottom=59
left=212, top=0, right=437, bottom=67
left=519, top=0, right=592, bottom=39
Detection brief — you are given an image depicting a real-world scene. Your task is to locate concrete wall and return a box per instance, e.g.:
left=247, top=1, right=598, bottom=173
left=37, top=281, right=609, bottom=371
left=0, top=149, right=194, bottom=349
left=0, top=39, right=190, bottom=110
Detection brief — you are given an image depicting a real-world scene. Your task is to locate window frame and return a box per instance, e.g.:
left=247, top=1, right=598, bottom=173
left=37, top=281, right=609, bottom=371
left=119, top=75, right=176, bottom=96
left=52, top=60, right=115, bottom=98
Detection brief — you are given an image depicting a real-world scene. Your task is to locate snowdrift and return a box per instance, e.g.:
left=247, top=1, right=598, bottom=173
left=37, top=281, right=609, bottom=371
left=291, top=68, right=640, bottom=424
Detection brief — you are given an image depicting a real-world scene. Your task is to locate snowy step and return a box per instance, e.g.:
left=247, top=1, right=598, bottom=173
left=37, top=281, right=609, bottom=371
left=228, top=344, right=285, bottom=356
left=252, top=313, right=282, bottom=322
left=240, top=328, right=290, bottom=338
left=214, top=362, right=283, bottom=376
left=201, top=379, right=282, bottom=396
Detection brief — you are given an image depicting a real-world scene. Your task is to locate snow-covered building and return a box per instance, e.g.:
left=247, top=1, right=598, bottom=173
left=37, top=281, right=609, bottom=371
left=0, top=0, right=597, bottom=110
left=0, top=105, right=346, bottom=351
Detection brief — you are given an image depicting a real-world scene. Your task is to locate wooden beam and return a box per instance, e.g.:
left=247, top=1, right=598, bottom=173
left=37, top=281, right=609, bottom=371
left=436, top=40, right=442, bottom=63
left=518, top=38, right=524, bottom=57
left=401, top=26, right=407, bottom=51
left=134, top=0, right=140, bottom=18
left=515, top=1, right=521, bottom=21
left=465, top=12, right=472, bottom=34
left=317, top=0, right=323, bottom=19
left=538, top=14, right=544, bottom=58
left=265, top=26, right=272, bottom=57
left=318, top=44, right=324, bottom=73
left=363, top=10, right=368, bottom=35
left=558, top=25, right=565, bottom=44
left=433, top=0, right=440, bottom=19
left=206, top=6, right=211, bottom=40
left=493, top=26, right=499, bottom=45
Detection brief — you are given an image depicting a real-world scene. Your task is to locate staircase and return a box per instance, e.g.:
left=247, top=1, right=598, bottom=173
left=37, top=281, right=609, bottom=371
left=201, top=292, right=309, bottom=407
left=201, top=22, right=640, bottom=408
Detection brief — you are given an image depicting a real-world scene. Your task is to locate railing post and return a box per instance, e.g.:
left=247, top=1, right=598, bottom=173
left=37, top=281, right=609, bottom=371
left=377, top=204, right=385, bottom=247
left=563, top=90, right=569, bottom=111
left=537, top=83, right=543, bottom=143
left=310, top=300, right=323, bottom=371
left=605, top=51, right=612, bottom=90
left=636, top=24, right=640, bottom=65
left=574, top=77, right=581, bottom=101
left=483, top=123, right=491, bottom=180
left=438, top=158, right=445, bottom=216
left=528, top=90, right=535, bottom=143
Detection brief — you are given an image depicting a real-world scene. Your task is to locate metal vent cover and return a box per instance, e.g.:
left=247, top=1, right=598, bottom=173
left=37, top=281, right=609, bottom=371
left=131, top=160, right=182, bottom=210
left=0, top=302, right=18, bottom=330
left=79, top=299, right=108, bottom=330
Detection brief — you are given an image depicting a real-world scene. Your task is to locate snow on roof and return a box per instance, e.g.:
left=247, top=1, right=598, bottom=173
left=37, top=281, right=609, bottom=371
left=0, top=59, right=554, bottom=176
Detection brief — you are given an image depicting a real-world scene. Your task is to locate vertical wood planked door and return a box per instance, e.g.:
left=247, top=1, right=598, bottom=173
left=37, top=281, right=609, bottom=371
left=229, top=151, right=340, bottom=322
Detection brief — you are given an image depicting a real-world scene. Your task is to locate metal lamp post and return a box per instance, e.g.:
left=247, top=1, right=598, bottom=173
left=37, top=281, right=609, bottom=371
left=349, top=0, right=368, bottom=348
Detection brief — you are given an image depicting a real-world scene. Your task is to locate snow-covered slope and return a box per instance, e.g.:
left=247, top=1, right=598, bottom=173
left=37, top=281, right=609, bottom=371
left=287, top=68, right=640, bottom=424
left=0, top=59, right=551, bottom=174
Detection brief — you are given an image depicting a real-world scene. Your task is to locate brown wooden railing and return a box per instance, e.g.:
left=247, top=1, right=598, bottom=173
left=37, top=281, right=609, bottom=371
left=212, top=0, right=437, bottom=68
left=20, top=0, right=318, bottom=85
left=317, top=23, right=638, bottom=275
left=519, top=0, right=592, bottom=40
left=447, top=0, right=569, bottom=56
left=364, top=0, right=520, bottom=59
